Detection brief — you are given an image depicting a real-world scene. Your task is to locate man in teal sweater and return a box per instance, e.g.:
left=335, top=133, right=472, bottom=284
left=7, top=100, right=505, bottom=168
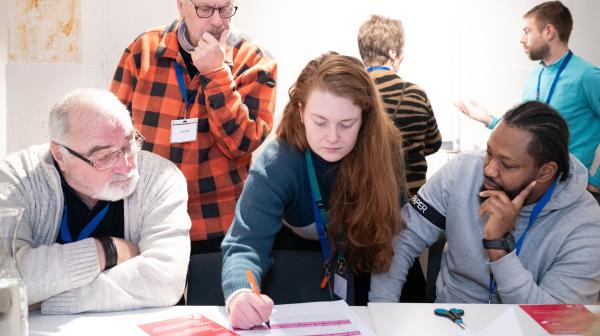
left=456, top=1, right=600, bottom=204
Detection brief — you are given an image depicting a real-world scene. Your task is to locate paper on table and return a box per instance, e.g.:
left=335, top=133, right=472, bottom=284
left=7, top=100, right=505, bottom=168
left=477, top=307, right=525, bottom=336
left=234, top=300, right=375, bottom=336
left=138, top=314, right=238, bottom=336
left=137, top=301, right=373, bottom=336
left=519, top=304, right=595, bottom=335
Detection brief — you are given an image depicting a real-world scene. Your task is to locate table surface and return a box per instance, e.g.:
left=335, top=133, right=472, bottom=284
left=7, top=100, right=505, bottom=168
left=28, top=305, right=372, bottom=336
left=368, top=303, right=600, bottom=336
left=28, top=303, right=600, bottom=336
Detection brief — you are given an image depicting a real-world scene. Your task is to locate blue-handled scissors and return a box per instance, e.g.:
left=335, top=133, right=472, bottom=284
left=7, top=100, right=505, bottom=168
left=434, top=308, right=468, bottom=329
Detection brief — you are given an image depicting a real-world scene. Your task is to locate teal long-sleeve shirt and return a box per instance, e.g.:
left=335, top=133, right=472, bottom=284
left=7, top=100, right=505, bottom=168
left=522, top=51, right=600, bottom=188
left=221, top=139, right=338, bottom=300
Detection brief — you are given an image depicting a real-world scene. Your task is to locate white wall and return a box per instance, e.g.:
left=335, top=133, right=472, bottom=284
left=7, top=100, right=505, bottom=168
left=234, top=0, right=462, bottom=159
left=0, top=0, right=8, bottom=157
left=3, top=0, right=177, bottom=155
left=232, top=0, right=600, bottom=173
left=2, top=0, right=599, bottom=169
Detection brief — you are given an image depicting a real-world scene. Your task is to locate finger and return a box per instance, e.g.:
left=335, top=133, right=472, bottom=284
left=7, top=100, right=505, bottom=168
left=245, top=296, right=270, bottom=327
left=243, top=307, right=264, bottom=329
left=255, top=294, right=274, bottom=322
left=478, top=196, right=505, bottom=217
left=512, top=180, right=537, bottom=208
left=201, top=32, right=218, bottom=44
left=454, top=101, right=466, bottom=113
left=195, top=36, right=210, bottom=48
left=229, top=293, right=257, bottom=329
left=479, top=189, right=511, bottom=204
left=219, top=29, right=230, bottom=47
left=234, top=314, right=256, bottom=330
left=478, top=198, right=494, bottom=217
left=236, top=301, right=263, bottom=329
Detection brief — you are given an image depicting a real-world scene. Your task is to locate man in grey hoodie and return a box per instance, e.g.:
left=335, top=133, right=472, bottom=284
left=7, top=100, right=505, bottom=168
left=370, top=101, right=600, bottom=304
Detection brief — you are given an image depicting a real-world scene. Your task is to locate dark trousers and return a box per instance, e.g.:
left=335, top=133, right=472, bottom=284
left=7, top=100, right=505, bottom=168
left=181, top=236, right=225, bottom=305
left=190, top=236, right=224, bottom=255
left=273, top=226, right=426, bottom=304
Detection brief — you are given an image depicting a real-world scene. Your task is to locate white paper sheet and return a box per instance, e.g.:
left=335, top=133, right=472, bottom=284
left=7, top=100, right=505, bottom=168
left=233, top=300, right=375, bottom=336
left=477, top=307, right=525, bottom=336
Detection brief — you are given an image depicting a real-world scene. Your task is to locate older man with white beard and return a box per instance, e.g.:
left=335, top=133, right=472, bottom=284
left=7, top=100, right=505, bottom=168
left=0, top=88, right=191, bottom=314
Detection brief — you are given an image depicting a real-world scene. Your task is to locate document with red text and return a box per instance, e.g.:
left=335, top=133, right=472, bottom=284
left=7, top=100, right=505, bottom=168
left=519, top=304, right=596, bottom=335
left=235, top=300, right=375, bottom=336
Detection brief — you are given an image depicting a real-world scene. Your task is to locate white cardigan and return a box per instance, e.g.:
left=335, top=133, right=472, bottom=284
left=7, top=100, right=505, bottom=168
left=0, top=144, right=191, bottom=314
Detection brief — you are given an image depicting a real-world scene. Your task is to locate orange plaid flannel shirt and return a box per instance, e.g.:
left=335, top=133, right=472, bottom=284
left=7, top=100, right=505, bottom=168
left=110, top=20, right=277, bottom=241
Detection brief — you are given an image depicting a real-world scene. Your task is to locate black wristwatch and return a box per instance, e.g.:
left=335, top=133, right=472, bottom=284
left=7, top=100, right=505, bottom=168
left=482, top=232, right=515, bottom=253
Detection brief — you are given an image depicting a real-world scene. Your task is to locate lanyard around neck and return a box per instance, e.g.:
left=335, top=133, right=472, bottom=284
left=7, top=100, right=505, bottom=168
left=305, top=150, right=331, bottom=265
left=173, top=61, right=197, bottom=113
left=60, top=203, right=110, bottom=243
left=536, top=50, right=573, bottom=104
left=487, top=179, right=558, bottom=303
left=366, top=65, right=390, bottom=72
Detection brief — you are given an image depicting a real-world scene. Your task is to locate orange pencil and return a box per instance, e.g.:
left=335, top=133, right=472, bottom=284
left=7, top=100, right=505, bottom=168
left=245, top=270, right=271, bottom=329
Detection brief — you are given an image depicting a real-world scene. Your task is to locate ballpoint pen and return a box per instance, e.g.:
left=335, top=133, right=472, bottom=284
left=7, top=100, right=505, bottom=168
left=434, top=308, right=468, bottom=329
left=245, top=269, right=271, bottom=329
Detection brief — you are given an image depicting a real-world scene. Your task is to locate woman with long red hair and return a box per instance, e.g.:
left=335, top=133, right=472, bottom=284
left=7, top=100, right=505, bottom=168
left=221, top=52, right=410, bottom=329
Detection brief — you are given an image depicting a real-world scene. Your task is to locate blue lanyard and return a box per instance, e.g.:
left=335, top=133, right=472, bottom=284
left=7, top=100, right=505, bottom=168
left=536, top=50, right=573, bottom=104
left=173, top=61, right=196, bottom=111
left=60, top=203, right=110, bottom=243
left=305, top=150, right=331, bottom=264
left=366, top=65, right=390, bottom=72
left=487, top=179, right=558, bottom=302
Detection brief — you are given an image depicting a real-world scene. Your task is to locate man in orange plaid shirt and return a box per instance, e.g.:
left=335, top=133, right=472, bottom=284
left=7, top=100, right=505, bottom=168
left=111, top=0, right=277, bottom=254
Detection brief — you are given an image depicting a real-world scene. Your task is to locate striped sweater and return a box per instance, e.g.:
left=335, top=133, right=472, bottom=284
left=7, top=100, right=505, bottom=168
left=369, top=69, right=442, bottom=195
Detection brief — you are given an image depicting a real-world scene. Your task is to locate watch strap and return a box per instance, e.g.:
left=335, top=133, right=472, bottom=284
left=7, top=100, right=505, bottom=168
left=482, top=232, right=515, bottom=252
left=482, top=238, right=506, bottom=250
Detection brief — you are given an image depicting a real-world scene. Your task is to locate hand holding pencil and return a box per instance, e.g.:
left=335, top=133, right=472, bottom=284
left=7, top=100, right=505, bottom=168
left=227, top=269, right=274, bottom=330
left=246, top=270, right=271, bottom=329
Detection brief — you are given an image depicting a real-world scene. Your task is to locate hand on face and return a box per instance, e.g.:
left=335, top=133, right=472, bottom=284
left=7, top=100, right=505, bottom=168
left=228, top=291, right=274, bottom=330
left=479, top=180, right=537, bottom=240
left=191, top=29, right=229, bottom=73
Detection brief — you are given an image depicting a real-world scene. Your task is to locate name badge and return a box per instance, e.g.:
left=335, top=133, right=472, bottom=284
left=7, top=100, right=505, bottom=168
left=334, top=273, right=347, bottom=301
left=171, top=118, right=198, bottom=143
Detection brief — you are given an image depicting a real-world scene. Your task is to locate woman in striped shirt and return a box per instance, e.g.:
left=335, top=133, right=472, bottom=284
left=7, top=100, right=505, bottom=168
left=358, top=15, right=442, bottom=197
left=358, top=15, right=443, bottom=303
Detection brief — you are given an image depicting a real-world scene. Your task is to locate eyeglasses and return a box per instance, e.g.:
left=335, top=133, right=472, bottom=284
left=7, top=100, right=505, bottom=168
left=186, top=0, right=238, bottom=18
left=58, top=130, right=145, bottom=171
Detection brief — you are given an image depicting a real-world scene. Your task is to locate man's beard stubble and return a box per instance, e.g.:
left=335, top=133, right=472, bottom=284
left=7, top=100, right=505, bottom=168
left=479, top=175, right=537, bottom=204
left=93, top=170, right=140, bottom=202
left=527, top=42, right=550, bottom=62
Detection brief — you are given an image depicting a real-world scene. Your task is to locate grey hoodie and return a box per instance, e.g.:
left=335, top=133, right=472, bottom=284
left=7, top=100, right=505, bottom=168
left=370, top=150, right=600, bottom=304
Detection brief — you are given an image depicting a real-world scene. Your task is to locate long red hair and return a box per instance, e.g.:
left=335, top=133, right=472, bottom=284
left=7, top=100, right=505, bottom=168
left=276, top=53, right=407, bottom=273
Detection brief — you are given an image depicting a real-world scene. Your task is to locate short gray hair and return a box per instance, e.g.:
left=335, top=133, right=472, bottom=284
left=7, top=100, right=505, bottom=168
left=48, top=88, right=131, bottom=143
left=358, top=15, right=405, bottom=66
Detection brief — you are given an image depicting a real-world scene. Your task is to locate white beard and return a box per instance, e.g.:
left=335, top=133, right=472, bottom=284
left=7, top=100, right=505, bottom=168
left=93, top=170, right=140, bottom=201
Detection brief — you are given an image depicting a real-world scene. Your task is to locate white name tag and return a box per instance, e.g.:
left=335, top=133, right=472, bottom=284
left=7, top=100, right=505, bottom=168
left=334, top=273, right=347, bottom=301
left=171, top=118, right=198, bottom=143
